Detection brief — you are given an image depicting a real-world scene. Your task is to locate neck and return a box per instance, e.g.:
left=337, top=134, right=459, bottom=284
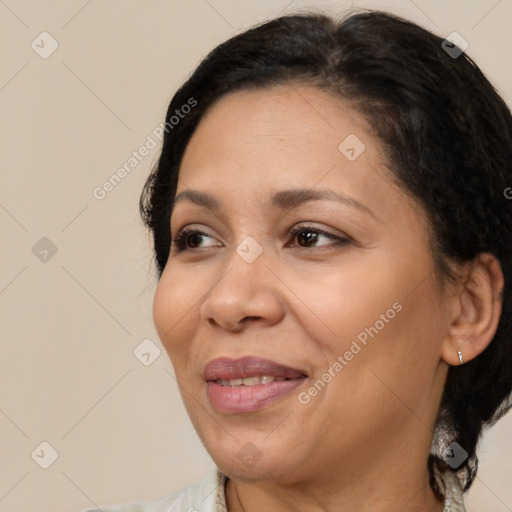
left=224, top=437, right=446, bottom=512
left=225, top=470, right=445, bottom=512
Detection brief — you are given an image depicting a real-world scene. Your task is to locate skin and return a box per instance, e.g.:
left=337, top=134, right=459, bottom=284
left=152, top=84, right=504, bottom=512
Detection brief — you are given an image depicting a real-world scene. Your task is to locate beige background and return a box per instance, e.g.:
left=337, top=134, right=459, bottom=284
left=1, top=1, right=511, bottom=511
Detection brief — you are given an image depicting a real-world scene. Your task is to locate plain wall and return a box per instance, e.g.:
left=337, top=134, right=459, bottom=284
left=0, top=1, right=511, bottom=511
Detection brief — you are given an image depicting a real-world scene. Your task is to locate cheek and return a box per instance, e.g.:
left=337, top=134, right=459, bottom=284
left=349, top=270, right=446, bottom=405
left=152, top=266, right=205, bottom=365
left=298, top=250, right=443, bottom=377
left=282, top=261, right=403, bottom=354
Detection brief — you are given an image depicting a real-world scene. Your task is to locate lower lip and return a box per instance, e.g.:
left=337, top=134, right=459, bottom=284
left=207, top=378, right=307, bottom=413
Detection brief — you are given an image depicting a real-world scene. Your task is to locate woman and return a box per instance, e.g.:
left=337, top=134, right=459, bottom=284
left=84, top=9, right=512, bottom=512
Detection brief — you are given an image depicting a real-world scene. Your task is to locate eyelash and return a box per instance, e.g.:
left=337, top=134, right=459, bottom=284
left=170, top=223, right=350, bottom=253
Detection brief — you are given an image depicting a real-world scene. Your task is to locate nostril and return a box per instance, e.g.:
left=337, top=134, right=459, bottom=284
left=207, top=317, right=245, bottom=332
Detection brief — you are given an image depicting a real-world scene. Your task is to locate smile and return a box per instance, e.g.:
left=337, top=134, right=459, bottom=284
left=215, top=375, right=290, bottom=386
left=203, top=356, right=308, bottom=413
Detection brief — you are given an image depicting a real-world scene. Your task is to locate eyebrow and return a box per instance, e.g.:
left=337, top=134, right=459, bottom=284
left=173, top=188, right=376, bottom=218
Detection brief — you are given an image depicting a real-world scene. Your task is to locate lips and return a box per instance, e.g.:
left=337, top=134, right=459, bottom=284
left=203, top=356, right=308, bottom=413
left=202, top=356, right=308, bottom=381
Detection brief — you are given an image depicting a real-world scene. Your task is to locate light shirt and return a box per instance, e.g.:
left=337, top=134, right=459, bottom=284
left=80, top=467, right=466, bottom=511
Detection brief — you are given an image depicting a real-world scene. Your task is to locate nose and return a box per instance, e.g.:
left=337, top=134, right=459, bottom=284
left=199, top=245, right=286, bottom=332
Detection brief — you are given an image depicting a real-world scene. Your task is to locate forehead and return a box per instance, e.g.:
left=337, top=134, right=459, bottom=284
left=178, top=85, right=384, bottom=185
left=184, top=84, right=373, bottom=151
left=177, top=85, right=424, bottom=222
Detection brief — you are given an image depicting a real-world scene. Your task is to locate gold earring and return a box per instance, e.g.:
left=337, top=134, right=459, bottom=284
left=458, top=349, right=464, bottom=365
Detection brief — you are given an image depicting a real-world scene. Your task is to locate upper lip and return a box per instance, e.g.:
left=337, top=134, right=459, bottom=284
left=202, top=356, right=308, bottom=381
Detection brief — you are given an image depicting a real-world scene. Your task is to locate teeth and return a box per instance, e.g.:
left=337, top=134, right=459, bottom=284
left=215, top=375, right=277, bottom=386
left=242, top=376, right=260, bottom=386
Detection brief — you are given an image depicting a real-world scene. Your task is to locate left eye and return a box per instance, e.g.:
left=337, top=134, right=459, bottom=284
left=288, top=226, right=349, bottom=248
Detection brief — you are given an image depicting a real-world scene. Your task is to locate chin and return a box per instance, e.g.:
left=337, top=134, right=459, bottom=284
left=203, top=433, right=306, bottom=483
left=215, top=454, right=294, bottom=482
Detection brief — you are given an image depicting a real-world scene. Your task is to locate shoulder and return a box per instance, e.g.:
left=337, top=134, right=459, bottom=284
left=77, top=468, right=227, bottom=512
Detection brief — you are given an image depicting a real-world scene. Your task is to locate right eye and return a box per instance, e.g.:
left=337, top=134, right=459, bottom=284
left=171, top=228, right=222, bottom=252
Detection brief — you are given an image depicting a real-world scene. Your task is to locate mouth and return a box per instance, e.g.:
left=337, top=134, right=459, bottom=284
left=203, top=356, right=308, bottom=413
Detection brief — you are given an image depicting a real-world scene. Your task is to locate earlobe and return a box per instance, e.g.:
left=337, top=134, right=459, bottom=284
left=441, top=339, right=466, bottom=367
left=440, top=253, right=504, bottom=366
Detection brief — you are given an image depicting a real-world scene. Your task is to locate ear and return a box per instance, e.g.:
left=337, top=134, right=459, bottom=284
left=441, top=253, right=504, bottom=366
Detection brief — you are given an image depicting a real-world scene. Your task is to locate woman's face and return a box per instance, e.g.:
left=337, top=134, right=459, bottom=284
left=153, top=85, right=453, bottom=484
